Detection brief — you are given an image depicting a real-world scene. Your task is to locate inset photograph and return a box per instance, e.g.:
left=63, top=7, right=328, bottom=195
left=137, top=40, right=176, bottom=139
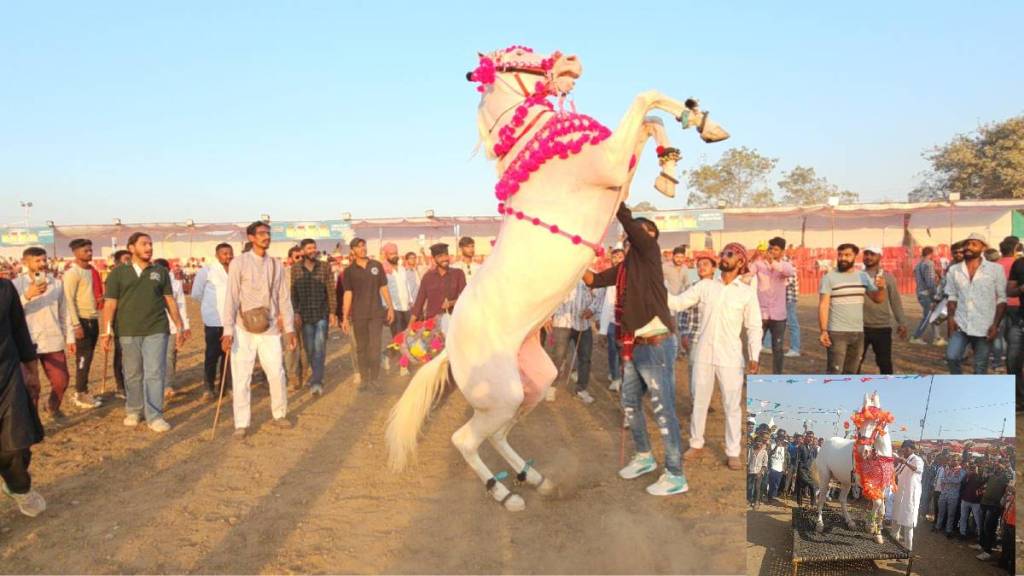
left=745, top=374, right=1015, bottom=576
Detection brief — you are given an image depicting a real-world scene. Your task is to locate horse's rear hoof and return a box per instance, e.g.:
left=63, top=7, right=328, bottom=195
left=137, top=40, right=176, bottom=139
left=504, top=494, right=526, bottom=512
left=537, top=478, right=556, bottom=496
left=815, top=523, right=824, bottom=533
left=874, top=535, right=884, bottom=544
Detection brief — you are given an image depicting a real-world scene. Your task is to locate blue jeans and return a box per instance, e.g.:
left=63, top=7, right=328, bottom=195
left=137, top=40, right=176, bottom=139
left=768, top=469, right=783, bottom=498
left=120, top=334, right=169, bottom=422
left=621, top=333, right=682, bottom=476
left=787, top=299, right=800, bottom=353
left=301, top=318, right=328, bottom=386
left=960, top=500, right=982, bottom=536
left=569, top=328, right=593, bottom=392
left=606, top=323, right=622, bottom=382
left=1005, top=309, right=1023, bottom=403
left=913, top=293, right=936, bottom=340
left=946, top=329, right=991, bottom=374
left=747, top=473, right=760, bottom=504
left=936, top=493, right=959, bottom=533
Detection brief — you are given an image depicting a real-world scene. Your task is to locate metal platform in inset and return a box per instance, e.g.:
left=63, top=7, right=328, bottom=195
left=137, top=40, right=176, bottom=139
left=791, top=507, right=912, bottom=576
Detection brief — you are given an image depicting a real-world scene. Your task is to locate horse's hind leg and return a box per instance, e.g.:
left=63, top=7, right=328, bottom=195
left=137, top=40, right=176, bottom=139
left=452, top=407, right=525, bottom=511
left=838, top=484, right=855, bottom=529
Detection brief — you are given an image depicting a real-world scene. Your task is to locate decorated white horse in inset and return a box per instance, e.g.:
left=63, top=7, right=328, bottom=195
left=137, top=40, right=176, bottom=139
left=386, top=45, right=727, bottom=511
left=813, top=391, right=895, bottom=543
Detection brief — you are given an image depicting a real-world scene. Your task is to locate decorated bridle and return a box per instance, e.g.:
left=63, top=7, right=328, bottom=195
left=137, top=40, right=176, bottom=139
left=468, top=45, right=613, bottom=257
left=850, top=405, right=894, bottom=450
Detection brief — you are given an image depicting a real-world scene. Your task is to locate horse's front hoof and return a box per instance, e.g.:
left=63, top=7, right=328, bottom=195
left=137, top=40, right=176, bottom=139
left=874, top=534, right=884, bottom=544
left=504, top=494, right=526, bottom=512
left=537, top=478, right=556, bottom=496
left=815, top=522, right=824, bottom=533
left=654, top=174, right=677, bottom=198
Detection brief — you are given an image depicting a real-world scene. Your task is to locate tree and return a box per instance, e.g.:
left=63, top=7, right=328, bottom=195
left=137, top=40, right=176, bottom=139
left=686, top=147, right=778, bottom=208
left=777, top=166, right=858, bottom=206
left=629, top=201, right=658, bottom=212
left=911, top=115, right=1024, bottom=201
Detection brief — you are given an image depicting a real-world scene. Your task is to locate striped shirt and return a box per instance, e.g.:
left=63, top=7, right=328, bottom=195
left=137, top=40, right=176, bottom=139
left=819, top=269, right=878, bottom=332
left=552, top=281, right=603, bottom=332
left=786, top=261, right=799, bottom=304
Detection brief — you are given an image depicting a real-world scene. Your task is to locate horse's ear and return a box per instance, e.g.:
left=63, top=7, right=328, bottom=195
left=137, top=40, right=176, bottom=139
left=871, top=391, right=880, bottom=407
left=478, top=52, right=485, bottom=58
left=863, top=393, right=870, bottom=409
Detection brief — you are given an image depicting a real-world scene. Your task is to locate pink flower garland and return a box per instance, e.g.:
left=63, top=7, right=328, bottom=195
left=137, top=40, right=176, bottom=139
left=475, top=47, right=612, bottom=257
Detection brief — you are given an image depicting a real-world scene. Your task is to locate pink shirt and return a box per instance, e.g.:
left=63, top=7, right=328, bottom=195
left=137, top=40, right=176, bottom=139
left=750, top=258, right=795, bottom=321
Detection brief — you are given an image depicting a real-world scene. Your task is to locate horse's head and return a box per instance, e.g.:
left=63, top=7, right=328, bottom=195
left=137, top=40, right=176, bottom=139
left=852, top=391, right=894, bottom=460
left=467, top=46, right=581, bottom=98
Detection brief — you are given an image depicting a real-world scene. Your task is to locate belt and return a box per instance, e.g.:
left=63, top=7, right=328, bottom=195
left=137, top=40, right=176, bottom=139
left=633, top=333, right=670, bottom=346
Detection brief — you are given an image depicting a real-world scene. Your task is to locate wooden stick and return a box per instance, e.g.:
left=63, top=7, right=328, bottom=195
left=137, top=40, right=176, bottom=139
left=209, top=350, right=232, bottom=440
left=100, top=344, right=110, bottom=396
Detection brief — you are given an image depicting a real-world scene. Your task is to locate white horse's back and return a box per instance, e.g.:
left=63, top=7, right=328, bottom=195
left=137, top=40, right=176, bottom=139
left=817, top=437, right=855, bottom=487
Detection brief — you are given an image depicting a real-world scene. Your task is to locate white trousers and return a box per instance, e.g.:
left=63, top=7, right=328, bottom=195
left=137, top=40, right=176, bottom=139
left=231, top=327, right=287, bottom=429
left=689, top=362, right=744, bottom=457
left=894, top=525, right=914, bottom=551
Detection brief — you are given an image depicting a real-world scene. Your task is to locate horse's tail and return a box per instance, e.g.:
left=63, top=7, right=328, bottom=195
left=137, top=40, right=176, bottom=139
left=386, top=349, right=451, bottom=472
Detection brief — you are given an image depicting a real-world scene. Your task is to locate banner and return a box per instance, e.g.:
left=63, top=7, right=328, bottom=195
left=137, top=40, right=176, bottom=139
left=0, top=226, right=54, bottom=247
left=270, top=220, right=351, bottom=242
left=634, top=209, right=724, bottom=232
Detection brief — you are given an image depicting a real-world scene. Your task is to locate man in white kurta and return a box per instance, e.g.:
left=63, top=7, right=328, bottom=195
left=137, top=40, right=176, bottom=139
left=891, top=440, right=924, bottom=551
left=668, top=243, right=763, bottom=469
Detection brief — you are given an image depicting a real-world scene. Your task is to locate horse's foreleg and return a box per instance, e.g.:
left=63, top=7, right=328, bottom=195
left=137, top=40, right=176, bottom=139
left=814, top=467, right=828, bottom=532
left=452, top=407, right=525, bottom=512
left=488, top=419, right=555, bottom=496
left=870, top=499, right=885, bottom=543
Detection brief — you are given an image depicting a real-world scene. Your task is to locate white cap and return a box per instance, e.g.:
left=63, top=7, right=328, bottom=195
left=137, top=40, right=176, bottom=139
left=863, top=246, right=882, bottom=255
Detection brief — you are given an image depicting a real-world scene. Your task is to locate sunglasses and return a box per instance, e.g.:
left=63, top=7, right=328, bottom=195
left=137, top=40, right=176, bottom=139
left=719, top=250, right=737, bottom=259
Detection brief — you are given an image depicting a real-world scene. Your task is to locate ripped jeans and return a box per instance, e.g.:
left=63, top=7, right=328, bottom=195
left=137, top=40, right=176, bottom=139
left=621, top=333, right=683, bottom=476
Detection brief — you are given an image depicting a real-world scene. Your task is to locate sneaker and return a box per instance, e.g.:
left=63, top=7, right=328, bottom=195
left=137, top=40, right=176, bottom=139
left=619, top=452, right=657, bottom=480
left=114, top=390, right=126, bottom=400
left=569, top=371, right=578, bottom=383
left=399, top=367, right=410, bottom=377
left=969, top=544, right=983, bottom=550
left=233, top=427, right=248, bottom=439
left=645, top=472, right=689, bottom=496
left=273, top=417, right=294, bottom=429
left=909, top=337, right=926, bottom=345
left=1, top=484, right=46, bottom=517
left=147, top=418, right=171, bottom=433
left=575, top=390, right=595, bottom=404
left=933, top=337, right=947, bottom=347
left=609, top=379, right=621, bottom=392
left=74, top=392, right=101, bottom=409
left=683, top=447, right=703, bottom=461
left=311, top=384, right=324, bottom=397
left=761, top=347, right=773, bottom=355
left=123, top=413, right=141, bottom=427
left=545, top=387, right=556, bottom=402
left=784, top=350, right=801, bottom=358
left=976, top=552, right=992, bottom=561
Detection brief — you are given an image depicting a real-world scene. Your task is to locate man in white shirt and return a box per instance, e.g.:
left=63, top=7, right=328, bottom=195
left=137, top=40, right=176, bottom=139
left=891, top=440, right=924, bottom=551
left=13, top=247, right=75, bottom=419
left=222, top=222, right=297, bottom=438
left=945, top=233, right=1007, bottom=374
left=189, top=243, right=233, bottom=400
left=451, top=236, right=480, bottom=279
left=154, top=259, right=190, bottom=399
left=668, top=242, right=762, bottom=471
left=597, top=248, right=625, bottom=391
left=382, top=243, right=416, bottom=376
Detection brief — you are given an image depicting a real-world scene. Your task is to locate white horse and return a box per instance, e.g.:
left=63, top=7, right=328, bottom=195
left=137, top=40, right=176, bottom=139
left=386, top=45, right=727, bottom=511
left=813, top=391, right=894, bottom=543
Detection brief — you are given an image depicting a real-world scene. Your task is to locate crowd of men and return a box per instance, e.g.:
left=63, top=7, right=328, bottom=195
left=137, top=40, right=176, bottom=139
left=1, top=214, right=1020, bottom=513
left=746, top=421, right=1016, bottom=573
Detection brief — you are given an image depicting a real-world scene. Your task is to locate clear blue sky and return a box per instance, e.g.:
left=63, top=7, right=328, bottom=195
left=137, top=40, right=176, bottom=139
left=2, top=1, right=1022, bottom=226
left=747, top=375, right=1016, bottom=441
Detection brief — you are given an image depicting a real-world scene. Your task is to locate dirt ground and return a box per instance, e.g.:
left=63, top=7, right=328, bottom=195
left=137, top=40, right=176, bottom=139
left=746, top=494, right=1008, bottom=576
left=0, top=298, right=745, bottom=574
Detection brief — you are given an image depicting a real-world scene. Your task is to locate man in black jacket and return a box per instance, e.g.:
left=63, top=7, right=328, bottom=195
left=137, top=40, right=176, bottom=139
left=584, top=202, right=686, bottom=497
left=0, top=278, right=47, bottom=517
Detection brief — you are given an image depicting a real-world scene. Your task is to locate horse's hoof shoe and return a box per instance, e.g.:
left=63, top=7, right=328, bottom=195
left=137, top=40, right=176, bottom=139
left=815, top=524, right=824, bottom=533
left=504, top=494, right=526, bottom=512
left=537, top=478, right=556, bottom=496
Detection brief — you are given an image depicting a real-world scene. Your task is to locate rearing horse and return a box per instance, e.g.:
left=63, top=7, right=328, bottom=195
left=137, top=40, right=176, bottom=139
left=386, top=46, right=727, bottom=511
left=813, top=391, right=895, bottom=543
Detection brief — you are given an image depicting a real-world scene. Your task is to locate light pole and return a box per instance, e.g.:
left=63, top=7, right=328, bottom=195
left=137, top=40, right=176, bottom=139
left=185, top=219, right=195, bottom=260
left=19, top=201, right=33, bottom=226
left=948, top=192, right=960, bottom=248
left=827, top=196, right=840, bottom=248
left=716, top=199, right=726, bottom=250
left=46, top=220, right=56, bottom=258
